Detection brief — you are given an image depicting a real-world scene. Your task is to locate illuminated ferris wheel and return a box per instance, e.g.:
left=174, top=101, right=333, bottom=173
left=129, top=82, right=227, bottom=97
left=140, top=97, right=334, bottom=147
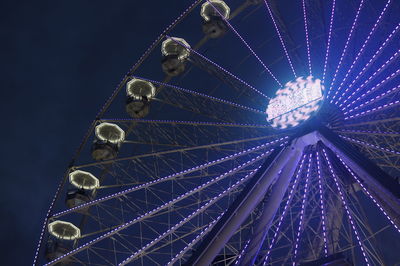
left=34, top=0, right=400, bottom=265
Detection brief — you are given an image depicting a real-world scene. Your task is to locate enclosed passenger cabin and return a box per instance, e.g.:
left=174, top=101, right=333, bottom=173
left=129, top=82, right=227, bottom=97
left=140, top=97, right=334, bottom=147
left=69, top=170, right=99, bottom=190
left=200, top=0, right=230, bottom=38
left=91, top=122, right=125, bottom=161
left=45, top=240, right=72, bottom=264
left=161, top=37, right=190, bottom=76
left=65, top=170, right=98, bottom=209
left=65, top=189, right=92, bottom=210
left=125, top=78, right=155, bottom=118
left=48, top=220, right=81, bottom=240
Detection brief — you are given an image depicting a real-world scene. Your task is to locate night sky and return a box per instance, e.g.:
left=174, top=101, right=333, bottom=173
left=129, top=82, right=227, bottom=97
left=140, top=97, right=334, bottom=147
left=0, top=1, right=185, bottom=264
left=1, top=0, right=399, bottom=265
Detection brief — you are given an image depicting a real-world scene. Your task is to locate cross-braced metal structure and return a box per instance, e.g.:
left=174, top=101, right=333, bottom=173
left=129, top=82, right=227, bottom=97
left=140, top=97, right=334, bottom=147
left=34, top=0, right=400, bottom=265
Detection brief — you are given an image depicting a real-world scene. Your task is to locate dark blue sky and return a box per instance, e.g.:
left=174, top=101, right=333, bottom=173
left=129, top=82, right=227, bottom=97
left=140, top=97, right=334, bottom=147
left=1, top=0, right=399, bottom=264
left=0, top=0, right=186, bottom=264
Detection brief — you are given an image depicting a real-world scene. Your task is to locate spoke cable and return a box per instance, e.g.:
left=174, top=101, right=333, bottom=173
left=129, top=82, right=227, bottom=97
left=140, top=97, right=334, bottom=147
left=206, top=0, right=282, bottom=87
left=322, top=148, right=370, bottom=266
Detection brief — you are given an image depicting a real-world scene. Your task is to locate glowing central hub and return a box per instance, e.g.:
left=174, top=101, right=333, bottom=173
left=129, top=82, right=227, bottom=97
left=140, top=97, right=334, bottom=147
left=266, top=76, right=324, bottom=129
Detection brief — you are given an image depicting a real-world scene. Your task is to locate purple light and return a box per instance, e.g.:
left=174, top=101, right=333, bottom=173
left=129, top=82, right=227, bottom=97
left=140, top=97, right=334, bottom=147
left=95, top=0, right=202, bottom=123
left=119, top=166, right=262, bottom=265
left=45, top=150, right=274, bottom=265
left=166, top=35, right=270, bottom=99
left=263, top=154, right=307, bottom=265
left=329, top=0, right=392, bottom=104
left=342, top=68, right=400, bottom=109
left=327, top=0, right=365, bottom=99
left=263, top=0, right=297, bottom=78
left=322, top=0, right=336, bottom=84
left=52, top=137, right=288, bottom=218
left=322, top=148, right=370, bottom=266
left=102, top=118, right=271, bottom=128
left=32, top=178, right=65, bottom=265
left=34, top=0, right=203, bottom=264
left=167, top=211, right=226, bottom=265
left=333, top=23, right=400, bottom=105
left=344, top=84, right=400, bottom=115
left=302, top=0, right=312, bottom=76
left=344, top=99, right=400, bottom=120
left=336, top=129, right=400, bottom=136
left=335, top=155, right=400, bottom=233
left=127, top=0, right=201, bottom=75
left=338, top=48, right=400, bottom=107
left=316, top=151, right=328, bottom=256
left=131, top=75, right=266, bottom=115
left=339, top=135, right=400, bottom=155
left=292, top=153, right=312, bottom=265
left=206, top=0, right=282, bottom=87
left=234, top=239, right=251, bottom=265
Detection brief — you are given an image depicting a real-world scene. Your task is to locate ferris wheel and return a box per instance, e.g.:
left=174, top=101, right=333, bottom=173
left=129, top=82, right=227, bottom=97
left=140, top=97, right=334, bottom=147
left=33, top=0, right=400, bottom=265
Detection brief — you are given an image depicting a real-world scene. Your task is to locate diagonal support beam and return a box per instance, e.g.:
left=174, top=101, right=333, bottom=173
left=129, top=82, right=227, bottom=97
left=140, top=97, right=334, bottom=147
left=184, top=147, right=282, bottom=265
left=317, top=126, right=400, bottom=229
left=238, top=150, right=309, bottom=265
left=185, top=132, right=320, bottom=265
left=185, top=126, right=399, bottom=265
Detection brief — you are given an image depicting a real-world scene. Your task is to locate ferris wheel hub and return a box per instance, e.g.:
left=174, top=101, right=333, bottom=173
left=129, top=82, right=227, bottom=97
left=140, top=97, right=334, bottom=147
left=266, top=76, right=325, bottom=129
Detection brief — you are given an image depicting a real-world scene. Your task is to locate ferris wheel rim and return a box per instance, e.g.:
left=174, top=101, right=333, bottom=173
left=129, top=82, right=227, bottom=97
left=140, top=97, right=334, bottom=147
left=34, top=0, right=400, bottom=265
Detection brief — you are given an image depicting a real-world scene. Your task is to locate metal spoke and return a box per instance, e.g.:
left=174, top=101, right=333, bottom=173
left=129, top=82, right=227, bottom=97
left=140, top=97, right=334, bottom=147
left=292, top=153, right=312, bottom=265
left=334, top=22, right=400, bottom=106
left=327, top=0, right=365, bottom=98
left=322, top=148, right=370, bottom=265
left=206, top=0, right=282, bottom=87
left=263, top=0, right=297, bottom=78
left=322, top=0, right=336, bottom=84
left=45, top=150, right=271, bottom=265
left=52, top=138, right=285, bottom=218
left=329, top=0, right=392, bottom=104
left=119, top=166, right=261, bottom=265
left=166, top=35, right=270, bottom=99
left=301, top=0, right=312, bottom=76
left=338, top=48, right=400, bottom=108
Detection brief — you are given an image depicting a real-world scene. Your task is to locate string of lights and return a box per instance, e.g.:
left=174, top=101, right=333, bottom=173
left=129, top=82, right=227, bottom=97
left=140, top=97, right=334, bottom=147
left=262, top=154, right=307, bottom=265
left=316, top=151, right=329, bottom=256
left=206, top=0, right=282, bottom=87
left=334, top=23, right=400, bottom=105
left=292, top=153, right=312, bottom=265
left=166, top=35, right=270, bottom=99
left=322, top=0, right=336, bottom=84
left=119, top=166, right=262, bottom=265
left=52, top=138, right=286, bottom=218
left=338, top=48, right=400, bottom=108
left=263, top=0, right=297, bottom=78
left=342, top=68, right=400, bottom=110
left=45, top=150, right=273, bottom=265
left=329, top=0, right=392, bottom=104
left=322, top=148, right=370, bottom=266
left=327, top=0, right=365, bottom=98
left=335, top=154, right=400, bottom=233
left=131, top=76, right=266, bottom=114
